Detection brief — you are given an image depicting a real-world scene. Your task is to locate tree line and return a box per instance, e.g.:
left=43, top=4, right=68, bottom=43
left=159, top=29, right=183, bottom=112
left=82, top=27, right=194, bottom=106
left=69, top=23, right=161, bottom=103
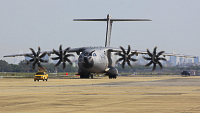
left=0, top=60, right=78, bottom=72
left=0, top=59, right=199, bottom=75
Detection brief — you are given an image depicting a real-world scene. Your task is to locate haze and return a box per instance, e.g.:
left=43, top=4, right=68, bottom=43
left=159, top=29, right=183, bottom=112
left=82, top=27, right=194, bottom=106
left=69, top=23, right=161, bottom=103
left=0, top=0, right=199, bottom=64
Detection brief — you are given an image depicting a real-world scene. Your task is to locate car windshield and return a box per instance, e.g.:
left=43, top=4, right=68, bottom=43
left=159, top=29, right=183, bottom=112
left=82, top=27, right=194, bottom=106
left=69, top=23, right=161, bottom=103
left=36, top=72, right=44, bottom=75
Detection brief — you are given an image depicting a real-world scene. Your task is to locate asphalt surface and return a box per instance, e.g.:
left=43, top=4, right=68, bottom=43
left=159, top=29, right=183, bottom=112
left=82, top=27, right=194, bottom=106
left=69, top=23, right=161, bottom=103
left=1, top=76, right=200, bottom=113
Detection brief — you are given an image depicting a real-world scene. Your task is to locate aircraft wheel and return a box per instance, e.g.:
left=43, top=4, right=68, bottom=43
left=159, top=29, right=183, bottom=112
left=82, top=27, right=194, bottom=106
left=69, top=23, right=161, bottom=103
left=80, top=73, right=90, bottom=78
left=80, top=75, right=83, bottom=78
left=46, top=79, right=48, bottom=81
left=90, top=74, right=93, bottom=79
left=113, top=75, right=117, bottom=79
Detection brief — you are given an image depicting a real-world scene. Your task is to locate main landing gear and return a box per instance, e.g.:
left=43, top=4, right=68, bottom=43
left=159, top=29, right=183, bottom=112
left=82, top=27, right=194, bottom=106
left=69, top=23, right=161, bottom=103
left=80, top=73, right=93, bottom=79
left=109, top=74, right=117, bottom=79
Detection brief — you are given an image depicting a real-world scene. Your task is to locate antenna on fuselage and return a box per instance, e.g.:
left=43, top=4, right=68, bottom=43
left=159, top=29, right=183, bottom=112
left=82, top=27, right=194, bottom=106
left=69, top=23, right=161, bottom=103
left=73, top=14, right=151, bottom=47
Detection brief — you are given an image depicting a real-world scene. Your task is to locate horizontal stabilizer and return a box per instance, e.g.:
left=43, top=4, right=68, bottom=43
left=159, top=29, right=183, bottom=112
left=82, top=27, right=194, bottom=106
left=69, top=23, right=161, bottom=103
left=73, top=19, right=152, bottom=21
left=74, top=14, right=151, bottom=48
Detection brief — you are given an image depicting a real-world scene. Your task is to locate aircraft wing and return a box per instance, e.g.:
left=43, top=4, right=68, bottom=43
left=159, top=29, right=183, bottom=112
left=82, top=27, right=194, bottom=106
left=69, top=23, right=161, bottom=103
left=108, top=47, right=147, bottom=54
left=108, top=47, right=196, bottom=58
left=161, top=53, right=196, bottom=58
left=3, top=47, right=88, bottom=57
left=3, top=50, right=54, bottom=57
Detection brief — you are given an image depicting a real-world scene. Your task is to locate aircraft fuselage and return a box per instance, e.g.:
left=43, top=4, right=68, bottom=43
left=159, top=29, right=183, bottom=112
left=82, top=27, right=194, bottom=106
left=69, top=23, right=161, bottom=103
left=78, top=47, right=108, bottom=73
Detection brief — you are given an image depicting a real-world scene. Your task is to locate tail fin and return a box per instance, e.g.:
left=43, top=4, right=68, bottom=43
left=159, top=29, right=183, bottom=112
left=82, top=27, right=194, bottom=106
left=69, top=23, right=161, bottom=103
left=74, top=14, right=151, bottom=47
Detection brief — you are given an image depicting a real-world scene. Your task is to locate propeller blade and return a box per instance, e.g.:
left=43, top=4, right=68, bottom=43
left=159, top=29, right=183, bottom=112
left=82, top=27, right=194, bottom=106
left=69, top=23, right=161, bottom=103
left=59, top=45, right=62, bottom=52
left=63, top=62, right=66, bottom=69
left=142, top=56, right=152, bottom=60
left=53, top=49, right=60, bottom=56
left=120, top=46, right=126, bottom=54
left=118, top=53, right=124, bottom=57
left=158, top=57, right=167, bottom=61
left=37, top=47, right=41, bottom=57
left=153, top=47, right=157, bottom=55
left=37, top=62, right=42, bottom=68
left=29, top=59, right=34, bottom=62
left=115, top=52, right=126, bottom=57
left=158, top=61, right=163, bottom=69
left=127, top=45, right=131, bottom=55
left=122, top=61, right=125, bottom=69
left=32, top=61, right=37, bottom=69
left=26, top=54, right=35, bottom=59
left=30, top=48, right=37, bottom=57
left=115, top=58, right=124, bottom=64
left=40, top=59, right=48, bottom=63
left=39, top=52, right=47, bottom=58
left=157, top=51, right=165, bottom=57
left=130, top=58, right=138, bottom=62
left=130, top=52, right=136, bottom=56
left=64, top=47, right=70, bottom=55
left=65, top=54, right=75, bottom=58
left=51, top=57, right=60, bottom=60
left=127, top=60, right=132, bottom=68
left=65, top=58, right=73, bottom=65
left=147, top=49, right=153, bottom=57
left=152, top=63, right=156, bottom=71
left=145, top=61, right=153, bottom=67
left=55, top=60, right=62, bottom=66
left=65, top=56, right=74, bottom=66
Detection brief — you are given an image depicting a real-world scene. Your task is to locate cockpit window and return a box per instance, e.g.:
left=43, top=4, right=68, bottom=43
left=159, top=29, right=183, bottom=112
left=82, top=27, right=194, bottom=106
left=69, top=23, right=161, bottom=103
left=93, top=53, right=97, bottom=56
left=84, top=53, right=89, bottom=56
left=82, top=51, right=95, bottom=56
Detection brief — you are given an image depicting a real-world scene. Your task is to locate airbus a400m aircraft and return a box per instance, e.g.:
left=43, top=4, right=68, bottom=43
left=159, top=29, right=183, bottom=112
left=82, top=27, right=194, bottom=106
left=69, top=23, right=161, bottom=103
left=4, top=14, right=196, bottom=79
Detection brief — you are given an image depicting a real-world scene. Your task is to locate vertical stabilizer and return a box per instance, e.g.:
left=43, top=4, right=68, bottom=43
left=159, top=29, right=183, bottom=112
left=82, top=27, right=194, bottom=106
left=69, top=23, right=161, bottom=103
left=105, top=14, right=112, bottom=47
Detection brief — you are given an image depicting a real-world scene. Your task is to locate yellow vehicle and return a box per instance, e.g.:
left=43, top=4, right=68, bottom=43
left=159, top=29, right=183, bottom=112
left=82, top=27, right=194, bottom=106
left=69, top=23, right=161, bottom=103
left=34, top=71, right=48, bottom=81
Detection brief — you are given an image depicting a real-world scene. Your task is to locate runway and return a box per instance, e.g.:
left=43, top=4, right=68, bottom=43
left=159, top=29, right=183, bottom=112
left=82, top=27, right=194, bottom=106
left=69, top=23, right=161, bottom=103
left=1, top=76, right=200, bottom=113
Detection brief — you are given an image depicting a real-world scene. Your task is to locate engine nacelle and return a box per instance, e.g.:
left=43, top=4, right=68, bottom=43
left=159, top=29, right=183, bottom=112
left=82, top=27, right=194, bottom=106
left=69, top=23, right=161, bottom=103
left=105, top=67, right=118, bottom=76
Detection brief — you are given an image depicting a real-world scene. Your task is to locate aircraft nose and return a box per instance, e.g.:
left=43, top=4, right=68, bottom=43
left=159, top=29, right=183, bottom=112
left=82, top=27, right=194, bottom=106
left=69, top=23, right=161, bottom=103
left=83, top=56, right=94, bottom=68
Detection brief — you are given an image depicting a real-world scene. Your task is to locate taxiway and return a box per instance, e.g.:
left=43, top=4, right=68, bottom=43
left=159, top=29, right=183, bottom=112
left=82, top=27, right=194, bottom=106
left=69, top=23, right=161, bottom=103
left=0, top=76, right=200, bottom=113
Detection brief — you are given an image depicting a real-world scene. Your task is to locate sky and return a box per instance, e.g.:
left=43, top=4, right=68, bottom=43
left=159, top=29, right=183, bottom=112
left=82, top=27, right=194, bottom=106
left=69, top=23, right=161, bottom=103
left=0, top=0, right=200, bottom=64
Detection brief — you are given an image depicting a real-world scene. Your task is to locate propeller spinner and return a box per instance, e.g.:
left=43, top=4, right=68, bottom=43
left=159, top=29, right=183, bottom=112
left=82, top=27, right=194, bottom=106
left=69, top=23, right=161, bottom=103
left=143, top=47, right=167, bottom=71
left=115, top=45, right=138, bottom=69
left=51, top=45, right=74, bottom=69
left=26, top=47, right=48, bottom=70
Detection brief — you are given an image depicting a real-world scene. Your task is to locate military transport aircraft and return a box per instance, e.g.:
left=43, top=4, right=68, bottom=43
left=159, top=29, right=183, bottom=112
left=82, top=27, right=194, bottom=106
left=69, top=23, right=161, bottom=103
left=4, top=14, right=196, bottom=79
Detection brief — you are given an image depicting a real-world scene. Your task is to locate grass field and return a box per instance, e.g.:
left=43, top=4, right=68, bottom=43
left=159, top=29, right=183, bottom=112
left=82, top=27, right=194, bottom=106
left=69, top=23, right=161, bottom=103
left=1, top=76, right=200, bottom=113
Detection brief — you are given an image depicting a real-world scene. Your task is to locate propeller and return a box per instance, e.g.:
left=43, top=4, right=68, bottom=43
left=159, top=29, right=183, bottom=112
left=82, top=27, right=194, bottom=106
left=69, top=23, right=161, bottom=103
left=26, top=47, right=48, bottom=70
left=51, top=45, right=75, bottom=69
left=115, top=45, right=138, bottom=69
left=143, top=46, right=167, bottom=71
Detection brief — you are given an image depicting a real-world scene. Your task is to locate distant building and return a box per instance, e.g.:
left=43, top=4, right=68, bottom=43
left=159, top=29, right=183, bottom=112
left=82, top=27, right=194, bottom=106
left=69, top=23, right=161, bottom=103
left=170, top=56, right=177, bottom=66
left=179, top=57, right=184, bottom=64
left=188, top=59, right=193, bottom=63
left=194, top=56, right=199, bottom=64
